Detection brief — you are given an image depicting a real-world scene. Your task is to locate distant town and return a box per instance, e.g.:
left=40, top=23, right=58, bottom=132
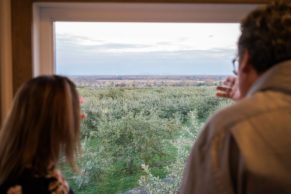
left=69, top=75, right=227, bottom=88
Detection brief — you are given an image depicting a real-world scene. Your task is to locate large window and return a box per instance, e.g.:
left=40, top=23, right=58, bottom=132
left=33, top=2, right=256, bottom=75
left=33, top=3, right=257, bottom=194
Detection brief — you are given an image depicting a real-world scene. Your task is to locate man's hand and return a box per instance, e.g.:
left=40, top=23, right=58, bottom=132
left=216, top=76, right=241, bottom=100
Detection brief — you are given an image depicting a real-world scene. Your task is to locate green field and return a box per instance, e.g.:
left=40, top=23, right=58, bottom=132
left=61, top=86, right=230, bottom=194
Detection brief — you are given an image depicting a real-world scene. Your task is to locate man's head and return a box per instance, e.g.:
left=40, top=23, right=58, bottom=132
left=237, top=2, right=291, bottom=97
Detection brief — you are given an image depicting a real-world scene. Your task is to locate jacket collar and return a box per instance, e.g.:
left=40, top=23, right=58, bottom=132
left=247, top=60, right=291, bottom=96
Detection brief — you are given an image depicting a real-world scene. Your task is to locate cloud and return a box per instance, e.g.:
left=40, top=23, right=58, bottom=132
left=56, top=34, right=153, bottom=52
left=57, top=35, right=235, bottom=55
left=56, top=45, right=235, bottom=75
left=83, top=43, right=152, bottom=51
left=55, top=33, right=236, bottom=75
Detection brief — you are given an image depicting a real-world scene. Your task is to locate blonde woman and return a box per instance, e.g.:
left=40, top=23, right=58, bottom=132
left=0, top=75, right=80, bottom=194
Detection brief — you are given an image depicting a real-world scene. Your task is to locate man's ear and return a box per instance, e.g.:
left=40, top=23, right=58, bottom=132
left=240, top=50, right=252, bottom=73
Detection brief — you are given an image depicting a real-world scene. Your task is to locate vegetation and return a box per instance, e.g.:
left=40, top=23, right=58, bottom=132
left=61, top=86, right=230, bottom=194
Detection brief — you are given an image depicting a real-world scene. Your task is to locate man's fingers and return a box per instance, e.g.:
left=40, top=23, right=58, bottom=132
left=216, top=92, right=230, bottom=98
left=223, top=79, right=235, bottom=86
left=223, top=76, right=236, bottom=86
left=216, top=86, right=232, bottom=93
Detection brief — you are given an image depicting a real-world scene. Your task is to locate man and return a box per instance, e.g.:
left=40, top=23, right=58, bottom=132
left=180, top=2, right=291, bottom=194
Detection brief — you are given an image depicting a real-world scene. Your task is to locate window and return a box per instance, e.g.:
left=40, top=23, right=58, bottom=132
left=33, top=2, right=256, bottom=75
left=33, top=3, right=257, bottom=194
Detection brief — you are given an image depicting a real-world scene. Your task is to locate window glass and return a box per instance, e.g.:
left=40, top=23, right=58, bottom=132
left=55, top=22, right=238, bottom=194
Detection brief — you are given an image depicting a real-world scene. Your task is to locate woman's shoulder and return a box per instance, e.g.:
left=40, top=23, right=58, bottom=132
left=0, top=169, right=73, bottom=194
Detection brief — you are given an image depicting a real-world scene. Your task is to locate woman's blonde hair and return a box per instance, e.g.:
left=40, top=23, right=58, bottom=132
left=0, top=75, right=80, bottom=184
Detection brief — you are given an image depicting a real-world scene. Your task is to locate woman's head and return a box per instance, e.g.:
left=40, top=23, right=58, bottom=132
left=0, top=75, right=80, bottom=183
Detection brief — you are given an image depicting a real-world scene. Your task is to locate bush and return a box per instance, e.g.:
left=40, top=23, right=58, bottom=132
left=63, top=86, right=229, bottom=193
left=138, top=111, right=202, bottom=194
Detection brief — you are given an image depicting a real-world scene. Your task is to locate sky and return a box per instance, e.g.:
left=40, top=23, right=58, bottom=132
left=55, top=22, right=240, bottom=75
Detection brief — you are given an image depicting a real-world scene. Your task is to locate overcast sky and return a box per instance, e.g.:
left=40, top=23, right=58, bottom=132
left=55, top=22, right=240, bottom=75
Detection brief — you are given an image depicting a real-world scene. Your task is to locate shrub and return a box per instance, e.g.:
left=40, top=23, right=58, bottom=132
left=63, top=86, right=229, bottom=193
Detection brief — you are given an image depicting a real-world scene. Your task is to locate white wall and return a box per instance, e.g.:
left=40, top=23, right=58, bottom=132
left=0, top=0, right=13, bottom=122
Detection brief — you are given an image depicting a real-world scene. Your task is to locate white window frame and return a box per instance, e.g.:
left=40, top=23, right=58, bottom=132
left=33, top=2, right=258, bottom=76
